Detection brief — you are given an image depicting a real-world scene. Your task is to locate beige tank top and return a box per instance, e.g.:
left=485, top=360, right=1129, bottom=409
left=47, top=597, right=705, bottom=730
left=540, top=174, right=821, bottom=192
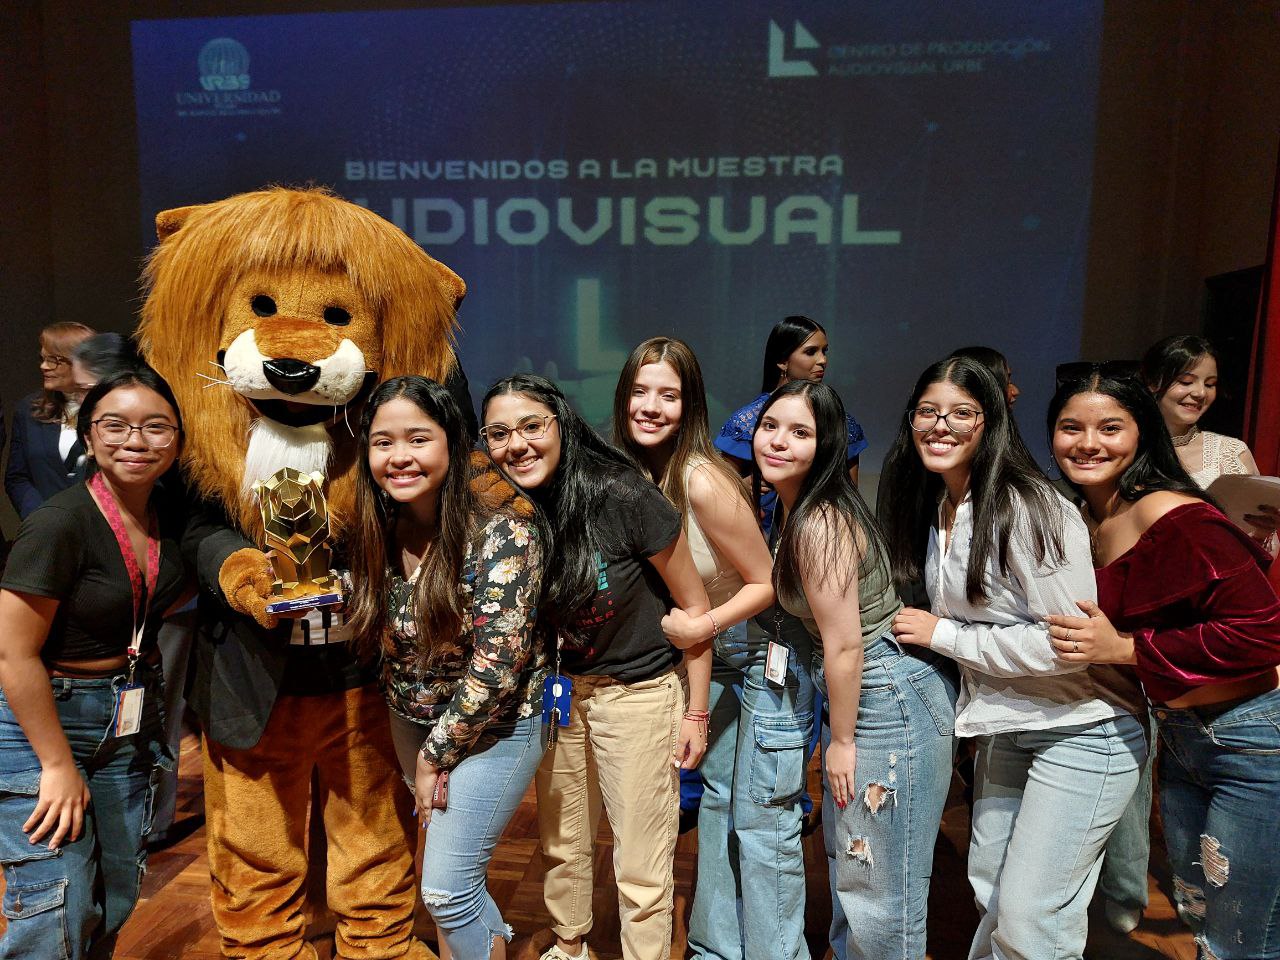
left=683, top=460, right=747, bottom=609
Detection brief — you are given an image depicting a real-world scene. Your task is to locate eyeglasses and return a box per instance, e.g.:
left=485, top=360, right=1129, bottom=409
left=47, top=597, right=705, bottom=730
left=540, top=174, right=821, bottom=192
left=92, top=418, right=180, bottom=449
left=40, top=354, right=71, bottom=369
left=909, top=405, right=983, bottom=435
left=480, top=414, right=556, bottom=449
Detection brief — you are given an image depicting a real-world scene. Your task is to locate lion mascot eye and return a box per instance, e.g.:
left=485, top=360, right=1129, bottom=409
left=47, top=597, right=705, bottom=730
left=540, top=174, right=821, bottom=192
left=323, top=306, right=351, bottom=326
left=251, top=294, right=277, bottom=317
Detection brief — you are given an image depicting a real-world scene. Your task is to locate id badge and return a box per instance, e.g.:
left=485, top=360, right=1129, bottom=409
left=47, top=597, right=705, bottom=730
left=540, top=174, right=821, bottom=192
left=542, top=674, right=573, bottom=726
left=113, top=685, right=145, bottom=737
left=765, top=641, right=790, bottom=686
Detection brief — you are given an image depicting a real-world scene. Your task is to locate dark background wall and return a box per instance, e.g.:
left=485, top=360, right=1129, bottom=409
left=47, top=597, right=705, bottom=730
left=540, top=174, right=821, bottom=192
left=2, top=0, right=1278, bottom=536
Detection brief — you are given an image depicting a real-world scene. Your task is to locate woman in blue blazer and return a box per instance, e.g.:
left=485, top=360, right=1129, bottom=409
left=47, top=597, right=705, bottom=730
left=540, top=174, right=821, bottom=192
left=5, top=322, right=95, bottom=518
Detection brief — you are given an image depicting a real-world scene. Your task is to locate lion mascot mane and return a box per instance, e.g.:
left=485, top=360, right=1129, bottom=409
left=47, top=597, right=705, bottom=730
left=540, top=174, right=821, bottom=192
left=137, top=186, right=470, bottom=960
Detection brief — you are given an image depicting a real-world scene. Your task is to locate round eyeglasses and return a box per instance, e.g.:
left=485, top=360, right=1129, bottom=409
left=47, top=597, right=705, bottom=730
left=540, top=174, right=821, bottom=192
left=908, top=405, right=983, bottom=436
left=92, top=418, right=180, bottom=449
left=480, top=414, right=556, bottom=449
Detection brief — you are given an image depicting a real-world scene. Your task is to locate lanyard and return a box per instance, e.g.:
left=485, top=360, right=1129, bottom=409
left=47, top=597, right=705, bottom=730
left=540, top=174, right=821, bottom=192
left=89, top=473, right=160, bottom=675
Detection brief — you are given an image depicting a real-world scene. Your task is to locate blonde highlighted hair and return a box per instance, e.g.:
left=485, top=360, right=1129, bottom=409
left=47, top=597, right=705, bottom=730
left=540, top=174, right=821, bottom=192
left=611, top=336, right=747, bottom=517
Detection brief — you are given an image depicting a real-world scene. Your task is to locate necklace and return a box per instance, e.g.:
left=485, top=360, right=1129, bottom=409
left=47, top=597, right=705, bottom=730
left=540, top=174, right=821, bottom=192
left=1170, top=425, right=1199, bottom=448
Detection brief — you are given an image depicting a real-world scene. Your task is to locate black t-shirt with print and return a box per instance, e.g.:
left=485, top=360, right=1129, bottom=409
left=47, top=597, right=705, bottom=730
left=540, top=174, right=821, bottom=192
left=561, top=470, right=683, bottom=682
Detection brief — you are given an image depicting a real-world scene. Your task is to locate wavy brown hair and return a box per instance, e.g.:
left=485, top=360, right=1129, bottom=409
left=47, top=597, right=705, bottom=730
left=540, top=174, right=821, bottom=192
left=611, top=336, right=747, bottom=517
left=31, top=322, right=95, bottom=423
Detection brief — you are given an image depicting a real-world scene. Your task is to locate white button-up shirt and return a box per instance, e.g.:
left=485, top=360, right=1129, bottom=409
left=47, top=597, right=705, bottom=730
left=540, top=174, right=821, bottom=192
left=927, top=490, right=1144, bottom=737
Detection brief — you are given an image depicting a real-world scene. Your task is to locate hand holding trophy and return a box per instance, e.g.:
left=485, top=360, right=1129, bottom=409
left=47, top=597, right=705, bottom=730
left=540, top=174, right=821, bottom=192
left=255, top=467, right=343, bottom=615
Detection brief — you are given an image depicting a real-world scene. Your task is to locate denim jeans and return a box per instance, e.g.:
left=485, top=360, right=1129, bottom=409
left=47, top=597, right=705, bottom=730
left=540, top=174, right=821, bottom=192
left=1097, top=713, right=1157, bottom=911
left=1155, top=687, right=1280, bottom=960
left=688, top=615, right=815, bottom=960
left=816, top=635, right=958, bottom=960
left=389, top=710, right=544, bottom=960
left=969, top=714, right=1146, bottom=960
left=0, top=666, right=171, bottom=960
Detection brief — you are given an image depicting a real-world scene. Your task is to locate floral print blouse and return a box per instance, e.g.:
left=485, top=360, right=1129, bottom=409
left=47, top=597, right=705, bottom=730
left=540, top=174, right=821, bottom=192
left=384, top=513, right=546, bottom=769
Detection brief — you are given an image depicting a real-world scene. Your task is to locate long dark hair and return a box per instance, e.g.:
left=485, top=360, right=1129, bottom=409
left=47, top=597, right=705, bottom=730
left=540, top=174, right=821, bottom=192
left=78, top=363, right=183, bottom=480
left=760, top=315, right=825, bottom=394
left=483, top=374, right=638, bottom=632
left=880, top=357, right=1064, bottom=605
left=348, top=376, right=485, bottom=664
left=1047, top=372, right=1207, bottom=508
left=612, top=337, right=747, bottom=516
left=948, top=345, right=1009, bottom=395
left=1140, top=334, right=1218, bottom=398
left=759, top=380, right=885, bottom=600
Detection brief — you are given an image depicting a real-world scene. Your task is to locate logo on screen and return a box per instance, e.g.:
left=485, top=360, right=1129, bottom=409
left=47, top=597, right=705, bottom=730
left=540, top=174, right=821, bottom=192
left=768, top=20, right=819, bottom=77
left=199, top=37, right=251, bottom=91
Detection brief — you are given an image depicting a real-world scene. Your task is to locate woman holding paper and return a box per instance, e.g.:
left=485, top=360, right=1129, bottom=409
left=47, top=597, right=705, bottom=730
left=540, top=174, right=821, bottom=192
left=0, top=365, right=186, bottom=959
left=1047, top=368, right=1280, bottom=960
left=1141, top=334, right=1277, bottom=548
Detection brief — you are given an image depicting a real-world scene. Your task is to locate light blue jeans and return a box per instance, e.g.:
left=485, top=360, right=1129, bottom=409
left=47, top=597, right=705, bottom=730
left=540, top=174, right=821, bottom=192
left=389, top=710, right=545, bottom=960
left=968, top=714, right=1147, bottom=960
left=0, top=666, right=172, bottom=960
left=688, top=615, right=815, bottom=960
left=1156, top=687, right=1280, bottom=960
left=1097, top=713, right=1157, bottom=911
left=816, top=635, right=958, bottom=960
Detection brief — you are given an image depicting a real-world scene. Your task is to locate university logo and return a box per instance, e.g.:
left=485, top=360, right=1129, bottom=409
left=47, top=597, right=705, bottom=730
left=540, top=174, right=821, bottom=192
left=198, top=37, right=251, bottom=91
left=768, top=19, right=819, bottom=78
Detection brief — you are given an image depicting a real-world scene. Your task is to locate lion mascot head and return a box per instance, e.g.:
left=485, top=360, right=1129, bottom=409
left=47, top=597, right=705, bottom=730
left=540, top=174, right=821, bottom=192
left=137, top=185, right=465, bottom=542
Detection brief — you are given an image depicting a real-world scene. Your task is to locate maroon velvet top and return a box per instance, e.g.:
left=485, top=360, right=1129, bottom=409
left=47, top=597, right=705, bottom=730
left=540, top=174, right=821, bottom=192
left=1095, top=501, right=1280, bottom=704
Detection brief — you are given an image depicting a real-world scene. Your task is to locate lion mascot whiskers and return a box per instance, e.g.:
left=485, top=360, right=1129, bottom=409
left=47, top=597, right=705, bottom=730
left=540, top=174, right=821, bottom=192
left=138, top=186, right=467, bottom=960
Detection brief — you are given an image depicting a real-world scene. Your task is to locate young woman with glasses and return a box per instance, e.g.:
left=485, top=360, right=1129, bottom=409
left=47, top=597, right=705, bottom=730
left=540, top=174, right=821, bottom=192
left=609, top=338, right=790, bottom=960
left=880, top=356, right=1147, bottom=960
left=0, top=364, right=187, bottom=958
left=480, top=374, right=711, bottom=960
left=346, top=376, right=546, bottom=960
left=757, top=378, right=957, bottom=960
left=5, top=321, right=97, bottom=519
left=1046, top=371, right=1280, bottom=960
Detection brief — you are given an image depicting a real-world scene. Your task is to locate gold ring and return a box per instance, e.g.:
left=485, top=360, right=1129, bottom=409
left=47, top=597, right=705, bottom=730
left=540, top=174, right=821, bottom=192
left=1073, top=640, right=1080, bottom=653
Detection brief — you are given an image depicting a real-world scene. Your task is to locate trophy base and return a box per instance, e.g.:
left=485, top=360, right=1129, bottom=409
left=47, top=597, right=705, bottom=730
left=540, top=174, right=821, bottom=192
left=265, top=592, right=344, bottom=615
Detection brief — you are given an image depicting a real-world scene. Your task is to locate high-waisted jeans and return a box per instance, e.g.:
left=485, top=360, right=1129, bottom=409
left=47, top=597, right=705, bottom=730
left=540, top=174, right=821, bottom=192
left=1155, top=687, right=1280, bottom=960
left=968, top=713, right=1146, bottom=960
left=815, top=635, right=958, bottom=960
left=0, top=666, right=171, bottom=960
left=389, top=710, right=544, bottom=960
left=688, top=615, right=815, bottom=960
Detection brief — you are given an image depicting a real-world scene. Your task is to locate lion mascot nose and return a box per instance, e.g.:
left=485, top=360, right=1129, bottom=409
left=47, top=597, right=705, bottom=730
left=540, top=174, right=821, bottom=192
left=262, top=358, right=322, bottom=394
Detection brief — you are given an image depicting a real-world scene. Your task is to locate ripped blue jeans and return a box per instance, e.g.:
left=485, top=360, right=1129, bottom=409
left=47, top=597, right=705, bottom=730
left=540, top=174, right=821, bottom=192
left=0, top=666, right=171, bottom=960
left=815, top=635, right=959, bottom=960
left=1156, top=687, right=1280, bottom=960
left=389, top=710, right=544, bottom=960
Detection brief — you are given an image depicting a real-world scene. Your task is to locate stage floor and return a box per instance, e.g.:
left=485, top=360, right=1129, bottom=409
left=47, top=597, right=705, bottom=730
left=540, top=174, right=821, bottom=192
left=5, top=733, right=1196, bottom=959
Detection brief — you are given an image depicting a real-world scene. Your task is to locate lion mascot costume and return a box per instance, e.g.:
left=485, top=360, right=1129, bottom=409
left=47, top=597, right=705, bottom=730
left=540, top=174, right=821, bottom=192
left=137, top=186, right=469, bottom=960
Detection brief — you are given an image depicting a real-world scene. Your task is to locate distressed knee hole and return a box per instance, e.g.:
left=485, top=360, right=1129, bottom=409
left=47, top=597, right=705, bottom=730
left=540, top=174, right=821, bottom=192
left=1198, top=835, right=1229, bottom=888
left=1195, top=934, right=1221, bottom=960
left=420, top=886, right=452, bottom=907
left=1173, top=875, right=1207, bottom=922
left=846, top=836, right=874, bottom=869
left=863, top=782, right=897, bottom=815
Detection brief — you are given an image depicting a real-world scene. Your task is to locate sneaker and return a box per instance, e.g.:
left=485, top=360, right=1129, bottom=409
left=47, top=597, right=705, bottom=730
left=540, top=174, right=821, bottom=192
left=1104, top=898, right=1143, bottom=935
left=540, top=943, right=589, bottom=960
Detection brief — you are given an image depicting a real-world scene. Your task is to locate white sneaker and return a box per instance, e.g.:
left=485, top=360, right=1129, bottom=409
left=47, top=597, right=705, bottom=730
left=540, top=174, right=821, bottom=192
left=540, top=944, right=589, bottom=960
left=1104, top=898, right=1143, bottom=934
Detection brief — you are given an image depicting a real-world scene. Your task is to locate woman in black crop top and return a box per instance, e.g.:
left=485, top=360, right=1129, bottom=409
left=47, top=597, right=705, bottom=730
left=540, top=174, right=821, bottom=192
left=0, top=365, right=188, bottom=958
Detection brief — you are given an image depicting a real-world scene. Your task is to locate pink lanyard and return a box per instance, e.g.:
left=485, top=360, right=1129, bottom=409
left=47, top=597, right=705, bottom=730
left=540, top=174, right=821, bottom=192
left=89, top=472, right=160, bottom=665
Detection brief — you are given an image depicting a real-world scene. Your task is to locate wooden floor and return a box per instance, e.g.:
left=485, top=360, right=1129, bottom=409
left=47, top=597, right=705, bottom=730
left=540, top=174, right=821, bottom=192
left=18, top=734, right=1197, bottom=959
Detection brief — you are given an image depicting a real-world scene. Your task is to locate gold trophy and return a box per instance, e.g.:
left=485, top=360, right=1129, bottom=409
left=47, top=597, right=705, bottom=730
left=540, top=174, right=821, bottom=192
left=255, top=467, right=342, bottom=615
